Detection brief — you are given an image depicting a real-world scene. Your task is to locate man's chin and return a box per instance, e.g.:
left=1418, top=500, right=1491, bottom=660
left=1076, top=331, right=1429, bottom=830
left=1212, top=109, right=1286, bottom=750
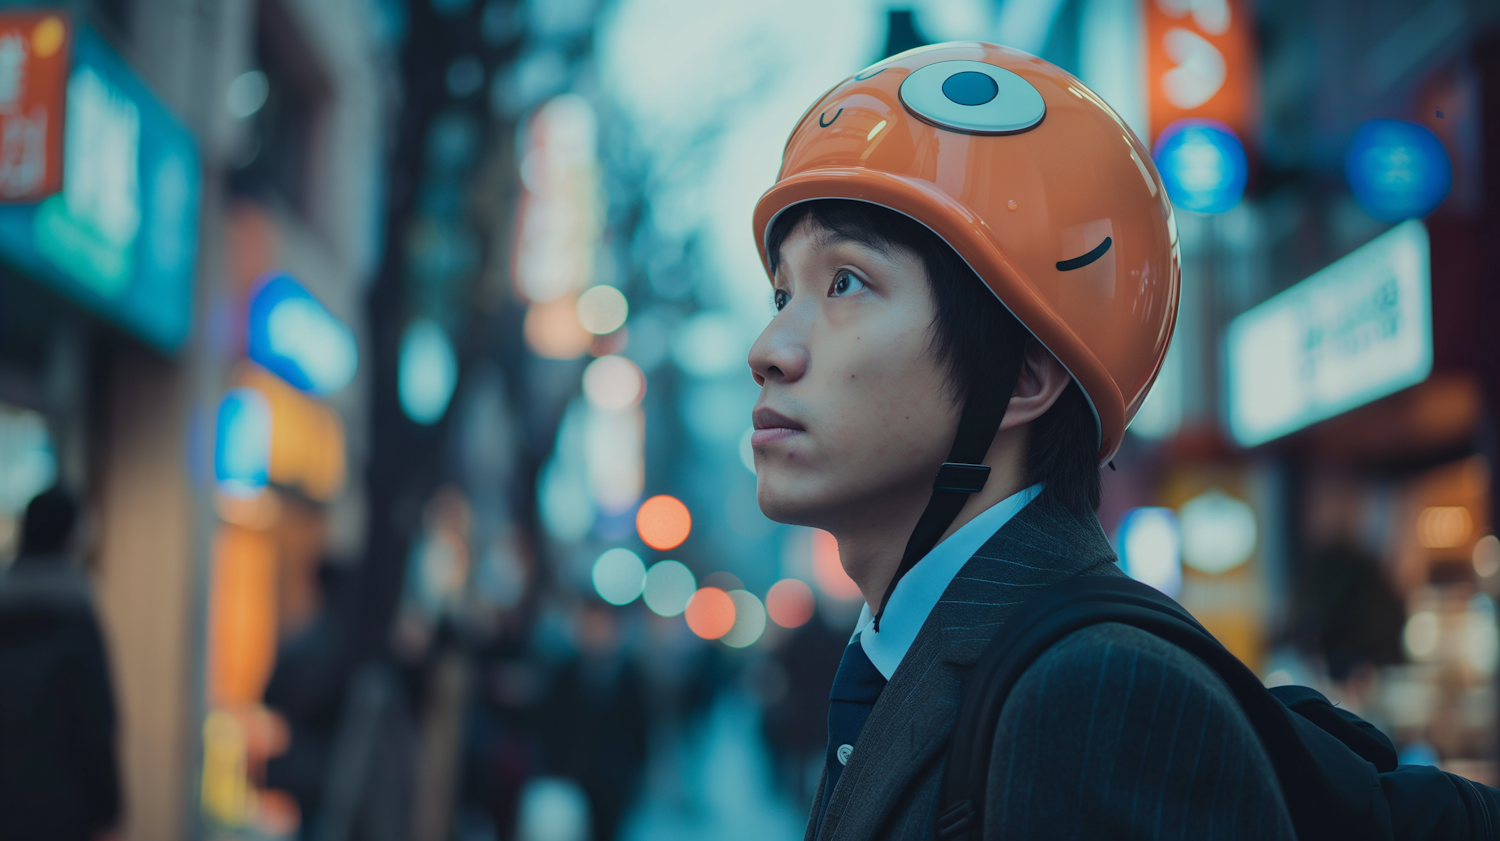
left=755, top=478, right=840, bottom=529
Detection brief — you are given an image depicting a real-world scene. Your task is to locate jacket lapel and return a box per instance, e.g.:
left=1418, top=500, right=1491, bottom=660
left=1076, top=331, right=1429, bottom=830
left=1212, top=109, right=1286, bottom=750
left=816, top=618, right=967, bottom=841
left=813, top=497, right=1125, bottom=840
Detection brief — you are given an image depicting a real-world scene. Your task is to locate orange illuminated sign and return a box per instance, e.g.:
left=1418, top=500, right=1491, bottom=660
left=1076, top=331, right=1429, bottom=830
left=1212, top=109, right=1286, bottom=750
left=235, top=363, right=347, bottom=502
left=207, top=526, right=277, bottom=706
left=1144, top=0, right=1258, bottom=143
left=0, top=13, right=68, bottom=201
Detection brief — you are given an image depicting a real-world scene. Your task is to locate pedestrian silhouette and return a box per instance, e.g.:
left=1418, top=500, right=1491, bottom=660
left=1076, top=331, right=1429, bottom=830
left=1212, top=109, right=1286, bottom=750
left=0, top=488, right=120, bottom=841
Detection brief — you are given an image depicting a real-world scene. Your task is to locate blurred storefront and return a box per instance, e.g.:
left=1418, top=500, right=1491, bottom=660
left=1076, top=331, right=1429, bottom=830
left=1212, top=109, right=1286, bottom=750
left=0, top=7, right=206, bottom=840
left=1101, top=0, right=1500, bottom=785
left=196, top=0, right=395, bottom=838
left=0, top=1, right=395, bottom=839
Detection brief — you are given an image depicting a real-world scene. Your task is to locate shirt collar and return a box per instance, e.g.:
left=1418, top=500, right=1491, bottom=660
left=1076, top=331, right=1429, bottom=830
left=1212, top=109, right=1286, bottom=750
left=851, top=484, right=1042, bottom=679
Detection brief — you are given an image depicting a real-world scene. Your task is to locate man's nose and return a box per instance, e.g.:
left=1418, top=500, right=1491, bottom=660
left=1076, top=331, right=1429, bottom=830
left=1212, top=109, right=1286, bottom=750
left=749, top=305, right=810, bottom=386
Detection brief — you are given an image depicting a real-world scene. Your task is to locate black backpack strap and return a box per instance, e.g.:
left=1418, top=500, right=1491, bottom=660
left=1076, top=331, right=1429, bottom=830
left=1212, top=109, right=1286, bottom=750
left=936, top=575, right=1371, bottom=841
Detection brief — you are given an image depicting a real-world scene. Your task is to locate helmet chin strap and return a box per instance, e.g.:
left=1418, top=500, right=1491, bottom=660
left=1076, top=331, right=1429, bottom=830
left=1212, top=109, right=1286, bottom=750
left=871, top=346, right=1026, bottom=632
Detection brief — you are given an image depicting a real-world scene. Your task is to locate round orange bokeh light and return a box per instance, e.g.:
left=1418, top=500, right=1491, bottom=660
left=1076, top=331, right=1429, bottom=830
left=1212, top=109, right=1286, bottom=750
left=811, top=529, right=861, bottom=600
left=765, top=579, right=815, bottom=628
left=637, top=494, right=692, bottom=550
left=684, top=587, right=736, bottom=640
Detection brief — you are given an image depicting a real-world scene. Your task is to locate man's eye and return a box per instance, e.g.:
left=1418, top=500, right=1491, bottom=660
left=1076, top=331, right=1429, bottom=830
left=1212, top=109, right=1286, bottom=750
left=831, top=270, right=865, bottom=297
left=773, top=289, right=789, bottom=311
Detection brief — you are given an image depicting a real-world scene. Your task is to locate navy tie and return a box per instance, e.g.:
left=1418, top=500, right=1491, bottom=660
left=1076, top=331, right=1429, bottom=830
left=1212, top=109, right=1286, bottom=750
left=816, top=640, right=888, bottom=835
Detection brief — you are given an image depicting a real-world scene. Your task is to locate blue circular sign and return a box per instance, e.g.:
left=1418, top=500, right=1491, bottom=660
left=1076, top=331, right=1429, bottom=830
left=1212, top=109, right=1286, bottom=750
left=1345, top=119, right=1451, bottom=222
left=1152, top=120, right=1249, bottom=214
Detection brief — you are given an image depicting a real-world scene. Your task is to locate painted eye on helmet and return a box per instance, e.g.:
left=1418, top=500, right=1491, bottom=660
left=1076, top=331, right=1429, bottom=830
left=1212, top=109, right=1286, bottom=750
left=898, top=60, right=1046, bottom=136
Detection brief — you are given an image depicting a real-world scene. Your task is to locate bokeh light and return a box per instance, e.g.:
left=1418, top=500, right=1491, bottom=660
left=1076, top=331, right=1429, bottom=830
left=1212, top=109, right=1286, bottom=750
left=765, top=579, right=815, bottom=628
left=684, top=587, right=735, bottom=640
left=582, top=354, right=645, bottom=410
left=1474, top=535, right=1500, bottom=579
left=576, top=285, right=629, bottom=335
left=1178, top=489, right=1256, bottom=574
left=215, top=388, right=272, bottom=496
left=642, top=560, right=695, bottom=617
left=516, top=777, right=591, bottom=841
left=513, top=94, right=601, bottom=304
left=524, top=296, right=594, bottom=360
left=226, top=69, right=270, bottom=119
left=591, top=548, right=646, bottom=605
left=720, top=590, right=766, bottom=648
left=1345, top=118, right=1452, bottom=222
left=810, top=529, right=860, bottom=601
left=1417, top=506, right=1472, bottom=549
left=585, top=404, right=645, bottom=515
left=399, top=320, right=458, bottom=425
left=1117, top=507, right=1182, bottom=598
left=1152, top=119, right=1248, bottom=214
left=1404, top=610, right=1440, bottom=661
left=637, top=494, right=691, bottom=550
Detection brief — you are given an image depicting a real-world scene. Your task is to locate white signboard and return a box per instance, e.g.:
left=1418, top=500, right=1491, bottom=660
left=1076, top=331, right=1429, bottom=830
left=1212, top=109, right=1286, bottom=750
left=1226, top=219, right=1432, bottom=447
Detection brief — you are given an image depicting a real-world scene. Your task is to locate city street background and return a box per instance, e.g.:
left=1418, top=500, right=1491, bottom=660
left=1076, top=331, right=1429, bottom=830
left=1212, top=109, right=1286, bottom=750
left=0, top=0, right=1497, bottom=839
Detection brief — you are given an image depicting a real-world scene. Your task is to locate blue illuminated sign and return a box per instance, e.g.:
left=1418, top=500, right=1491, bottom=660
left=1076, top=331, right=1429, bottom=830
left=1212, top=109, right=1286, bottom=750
left=1152, top=119, right=1248, bottom=214
left=0, top=27, right=199, bottom=352
left=247, top=273, right=358, bottom=396
left=214, top=388, right=271, bottom=496
left=1345, top=119, right=1451, bottom=223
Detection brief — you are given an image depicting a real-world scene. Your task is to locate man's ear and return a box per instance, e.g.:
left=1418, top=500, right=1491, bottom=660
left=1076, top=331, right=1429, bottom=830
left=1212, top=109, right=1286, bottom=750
left=998, top=339, right=1071, bottom=431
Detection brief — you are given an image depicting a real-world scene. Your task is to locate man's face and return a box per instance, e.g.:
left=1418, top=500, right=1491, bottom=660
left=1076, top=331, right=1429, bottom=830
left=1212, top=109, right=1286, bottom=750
left=748, top=221, right=959, bottom=533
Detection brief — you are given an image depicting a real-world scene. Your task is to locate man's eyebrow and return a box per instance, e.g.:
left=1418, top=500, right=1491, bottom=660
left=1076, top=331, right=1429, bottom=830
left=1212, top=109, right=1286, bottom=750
left=770, top=224, right=904, bottom=275
left=1056, top=236, right=1112, bottom=271
left=811, top=227, right=902, bottom=259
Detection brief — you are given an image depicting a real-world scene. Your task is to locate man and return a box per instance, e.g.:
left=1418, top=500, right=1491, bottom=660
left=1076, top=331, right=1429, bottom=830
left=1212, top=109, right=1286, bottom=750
left=747, top=44, right=1294, bottom=839
left=0, top=487, right=121, bottom=841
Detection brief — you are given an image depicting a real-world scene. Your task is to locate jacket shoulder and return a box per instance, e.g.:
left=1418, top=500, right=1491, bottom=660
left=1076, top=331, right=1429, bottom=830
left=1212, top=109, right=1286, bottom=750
left=1023, top=621, right=1240, bottom=705
left=983, top=622, right=1296, bottom=839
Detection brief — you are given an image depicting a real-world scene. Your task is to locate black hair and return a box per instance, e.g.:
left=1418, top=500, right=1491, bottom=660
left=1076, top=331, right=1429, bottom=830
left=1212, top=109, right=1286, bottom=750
left=766, top=199, right=1101, bottom=514
left=21, top=486, right=78, bottom=556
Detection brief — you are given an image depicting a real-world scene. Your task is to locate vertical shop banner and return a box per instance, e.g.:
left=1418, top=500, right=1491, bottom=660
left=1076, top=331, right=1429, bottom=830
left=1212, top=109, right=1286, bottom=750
left=1144, top=0, right=1259, bottom=143
left=0, top=13, right=67, bottom=201
left=0, top=26, right=199, bottom=352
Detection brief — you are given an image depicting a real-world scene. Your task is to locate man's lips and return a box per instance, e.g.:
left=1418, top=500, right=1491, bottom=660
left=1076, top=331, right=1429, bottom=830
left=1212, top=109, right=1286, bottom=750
left=751, top=407, right=805, bottom=447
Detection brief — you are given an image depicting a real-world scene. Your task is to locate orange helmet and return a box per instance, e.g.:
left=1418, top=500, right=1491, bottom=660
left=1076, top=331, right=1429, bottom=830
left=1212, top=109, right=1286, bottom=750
left=753, top=42, right=1179, bottom=463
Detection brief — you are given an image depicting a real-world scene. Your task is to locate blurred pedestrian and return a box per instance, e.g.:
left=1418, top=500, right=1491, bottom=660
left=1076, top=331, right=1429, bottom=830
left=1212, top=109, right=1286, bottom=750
left=540, top=603, right=647, bottom=841
left=762, top=615, right=843, bottom=805
left=0, top=487, right=121, bottom=841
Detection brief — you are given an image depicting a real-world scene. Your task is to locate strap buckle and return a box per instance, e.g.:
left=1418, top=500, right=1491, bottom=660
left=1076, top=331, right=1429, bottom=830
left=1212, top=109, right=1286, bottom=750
left=933, top=463, right=990, bottom=494
left=936, top=798, right=976, bottom=840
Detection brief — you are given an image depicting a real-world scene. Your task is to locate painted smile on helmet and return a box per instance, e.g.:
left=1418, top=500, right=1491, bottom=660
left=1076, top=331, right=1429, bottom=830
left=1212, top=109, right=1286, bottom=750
left=1056, top=237, right=1113, bottom=272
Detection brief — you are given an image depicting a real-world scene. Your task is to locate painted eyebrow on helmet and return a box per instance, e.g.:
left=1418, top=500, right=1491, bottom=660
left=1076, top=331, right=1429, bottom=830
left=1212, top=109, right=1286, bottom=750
left=1056, top=236, right=1112, bottom=271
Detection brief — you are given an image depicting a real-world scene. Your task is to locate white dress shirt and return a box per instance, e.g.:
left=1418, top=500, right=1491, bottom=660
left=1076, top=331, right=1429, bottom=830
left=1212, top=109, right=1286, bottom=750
left=851, top=484, right=1042, bottom=679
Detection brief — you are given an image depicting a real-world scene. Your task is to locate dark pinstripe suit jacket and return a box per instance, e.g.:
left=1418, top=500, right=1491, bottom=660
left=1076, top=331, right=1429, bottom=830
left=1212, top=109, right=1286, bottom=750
left=805, top=496, right=1297, bottom=840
